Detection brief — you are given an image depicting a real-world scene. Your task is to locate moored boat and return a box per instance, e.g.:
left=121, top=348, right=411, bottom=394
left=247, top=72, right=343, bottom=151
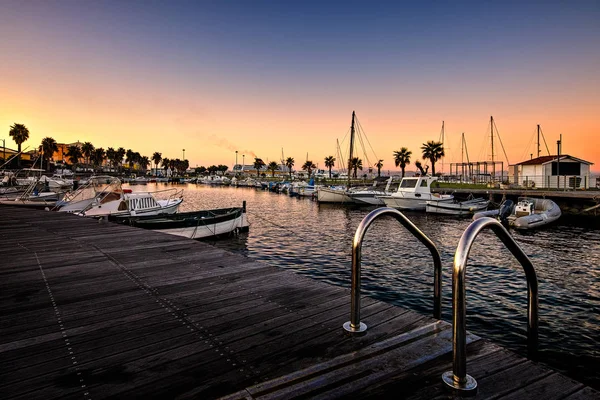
left=378, top=176, right=453, bottom=211
left=109, top=205, right=249, bottom=239
left=426, top=197, right=489, bottom=216
left=473, top=197, right=561, bottom=229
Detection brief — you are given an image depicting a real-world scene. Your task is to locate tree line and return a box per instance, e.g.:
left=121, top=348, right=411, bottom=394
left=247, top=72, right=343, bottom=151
left=9, top=122, right=445, bottom=178
left=7, top=123, right=191, bottom=175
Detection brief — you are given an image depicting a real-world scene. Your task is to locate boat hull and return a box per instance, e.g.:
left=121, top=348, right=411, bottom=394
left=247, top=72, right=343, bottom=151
left=317, top=187, right=353, bottom=203
left=349, top=192, right=386, bottom=205
left=426, top=199, right=489, bottom=215
left=110, top=207, right=249, bottom=239
left=379, top=194, right=453, bottom=211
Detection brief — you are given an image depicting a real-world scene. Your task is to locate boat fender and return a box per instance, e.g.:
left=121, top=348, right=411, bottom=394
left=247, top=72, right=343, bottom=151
left=498, top=199, right=514, bottom=223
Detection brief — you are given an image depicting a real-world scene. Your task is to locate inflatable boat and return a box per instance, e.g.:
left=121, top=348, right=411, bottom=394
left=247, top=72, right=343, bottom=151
left=473, top=198, right=561, bottom=230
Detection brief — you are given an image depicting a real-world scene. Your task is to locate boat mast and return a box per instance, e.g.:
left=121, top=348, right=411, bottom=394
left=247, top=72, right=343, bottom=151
left=439, top=121, right=445, bottom=174
left=490, top=116, right=495, bottom=181
left=537, top=124, right=541, bottom=158
left=347, top=111, right=356, bottom=188
left=461, top=132, right=464, bottom=181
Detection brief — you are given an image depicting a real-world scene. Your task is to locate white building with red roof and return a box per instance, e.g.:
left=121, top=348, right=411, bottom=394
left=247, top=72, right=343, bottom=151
left=509, top=155, right=594, bottom=189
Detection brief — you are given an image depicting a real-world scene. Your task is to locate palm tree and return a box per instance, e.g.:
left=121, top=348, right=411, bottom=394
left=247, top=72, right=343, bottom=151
left=302, top=160, right=316, bottom=178
left=125, top=149, right=135, bottom=170
left=8, top=123, right=30, bottom=167
left=92, top=148, right=106, bottom=171
left=350, top=157, right=363, bottom=178
left=253, top=158, right=265, bottom=177
left=267, top=161, right=279, bottom=177
left=105, top=147, right=116, bottom=172
left=421, top=141, right=444, bottom=176
left=393, top=147, right=412, bottom=178
left=139, top=156, right=150, bottom=173
left=40, top=137, right=58, bottom=171
left=116, top=147, right=126, bottom=172
left=324, top=155, right=336, bottom=179
left=375, top=159, right=384, bottom=177
left=161, top=158, right=170, bottom=175
left=81, top=142, right=94, bottom=166
left=285, top=157, right=295, bottom=179
left=152, top=152, right=162, bottom=176
left=65, top=145, right=82, bottom=170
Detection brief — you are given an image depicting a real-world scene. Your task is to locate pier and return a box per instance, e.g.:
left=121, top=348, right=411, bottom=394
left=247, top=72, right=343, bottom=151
left=1, top=206, right=597, bottom=399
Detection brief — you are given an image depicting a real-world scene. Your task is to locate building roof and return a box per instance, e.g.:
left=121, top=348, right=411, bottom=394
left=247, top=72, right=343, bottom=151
left=516, top=155, right=593, bottom=166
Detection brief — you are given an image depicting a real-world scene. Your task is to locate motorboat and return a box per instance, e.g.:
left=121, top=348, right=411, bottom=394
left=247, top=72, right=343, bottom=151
left=426, top=197, right=489, bottom=216
left=290, top=179, right=318, bottom=197
left=377, top=176, right=453, bottom=211
left=57, top=177, right=183, bottom=217
left=347, top=178, right=394, bottom=205
left=56, top=176, right=124, bottom=214
left=109, top=205, right=249, bottom=239
left=0, top=178, right=63, bottom=209
left=473, top=198, right=561, bottom=229
left=78, top=189, right=183, bottom=218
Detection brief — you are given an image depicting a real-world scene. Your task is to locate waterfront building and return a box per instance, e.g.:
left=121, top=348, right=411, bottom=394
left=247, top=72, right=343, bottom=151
left=509, top=155, right=594, bottom=189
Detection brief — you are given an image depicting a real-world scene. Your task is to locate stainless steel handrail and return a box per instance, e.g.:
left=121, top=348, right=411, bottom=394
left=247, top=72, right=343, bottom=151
left=343, top=207, right=442, bottom=335
left=442, top=217, right=539, bottom=394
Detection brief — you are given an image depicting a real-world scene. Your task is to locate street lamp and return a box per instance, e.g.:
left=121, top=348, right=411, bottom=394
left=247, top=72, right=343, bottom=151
left=235, top=150, right=238, bottom=169
left=242, top=154, right=245, bottom=175
left=182, top=149, right=185, bottom=160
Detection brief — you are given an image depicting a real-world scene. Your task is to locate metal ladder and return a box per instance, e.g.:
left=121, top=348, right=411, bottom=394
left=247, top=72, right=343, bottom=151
left=343, top=207, right=442, bottom=335
left=442, top=217, right=539, bottom=394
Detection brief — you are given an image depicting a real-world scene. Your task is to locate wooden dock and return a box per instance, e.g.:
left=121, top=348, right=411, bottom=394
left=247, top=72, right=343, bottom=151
left=0, top=206, right=597, bottom=399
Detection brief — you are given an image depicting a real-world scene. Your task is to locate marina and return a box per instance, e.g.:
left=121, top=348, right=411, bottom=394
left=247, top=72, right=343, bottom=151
left=2, top=2, right=600, bottom=398
left=1, top=204, right=599, bottom=399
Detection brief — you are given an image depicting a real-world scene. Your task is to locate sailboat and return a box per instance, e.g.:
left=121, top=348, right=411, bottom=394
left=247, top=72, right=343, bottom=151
left=316, top=112, right=357, bottom=203
left=317, top=111, right=385, bottom=204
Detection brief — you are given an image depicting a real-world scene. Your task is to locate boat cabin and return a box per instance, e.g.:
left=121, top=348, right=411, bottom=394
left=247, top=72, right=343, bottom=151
left=395, top=176, right=438, bottom=193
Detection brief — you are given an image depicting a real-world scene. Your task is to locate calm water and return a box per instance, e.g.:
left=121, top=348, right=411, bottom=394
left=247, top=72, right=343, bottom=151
left=132, top=183, right=600, bottom=388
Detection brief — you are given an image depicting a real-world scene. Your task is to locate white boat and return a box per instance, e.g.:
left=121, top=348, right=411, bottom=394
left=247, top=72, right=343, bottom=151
left=0, top=178, right=63, bottom=208
left=109, top=205, right=249, bottom=239
left=291, top=179, right=318, bottom=197
left=426, top=197, right=489, bottom=215
left=129, top=176, right=149, bottom=185
left=348, top=178, right=394, bottom=205
left=473, top=198, right=561, bottom=230
left=79, top=190, right=183, bottom=217
left=317, top=186, right=353, bottom=203
left=57, top=176, right=124, bottom=214
left=378, top=176, right=453, bottom=211
left=58, top=178, right=184, bottom=218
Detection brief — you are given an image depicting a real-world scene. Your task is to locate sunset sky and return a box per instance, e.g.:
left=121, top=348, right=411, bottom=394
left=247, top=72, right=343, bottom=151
left=1, top=1, right=599, bottom=172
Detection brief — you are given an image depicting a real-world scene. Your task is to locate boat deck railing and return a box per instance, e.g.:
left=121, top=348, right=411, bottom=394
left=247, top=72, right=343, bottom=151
left=343, top=207, right=442, bottom=334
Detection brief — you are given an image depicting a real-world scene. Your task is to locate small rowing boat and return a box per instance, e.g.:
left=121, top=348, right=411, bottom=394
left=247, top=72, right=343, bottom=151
left=108, top=205, right=249, bottom=239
